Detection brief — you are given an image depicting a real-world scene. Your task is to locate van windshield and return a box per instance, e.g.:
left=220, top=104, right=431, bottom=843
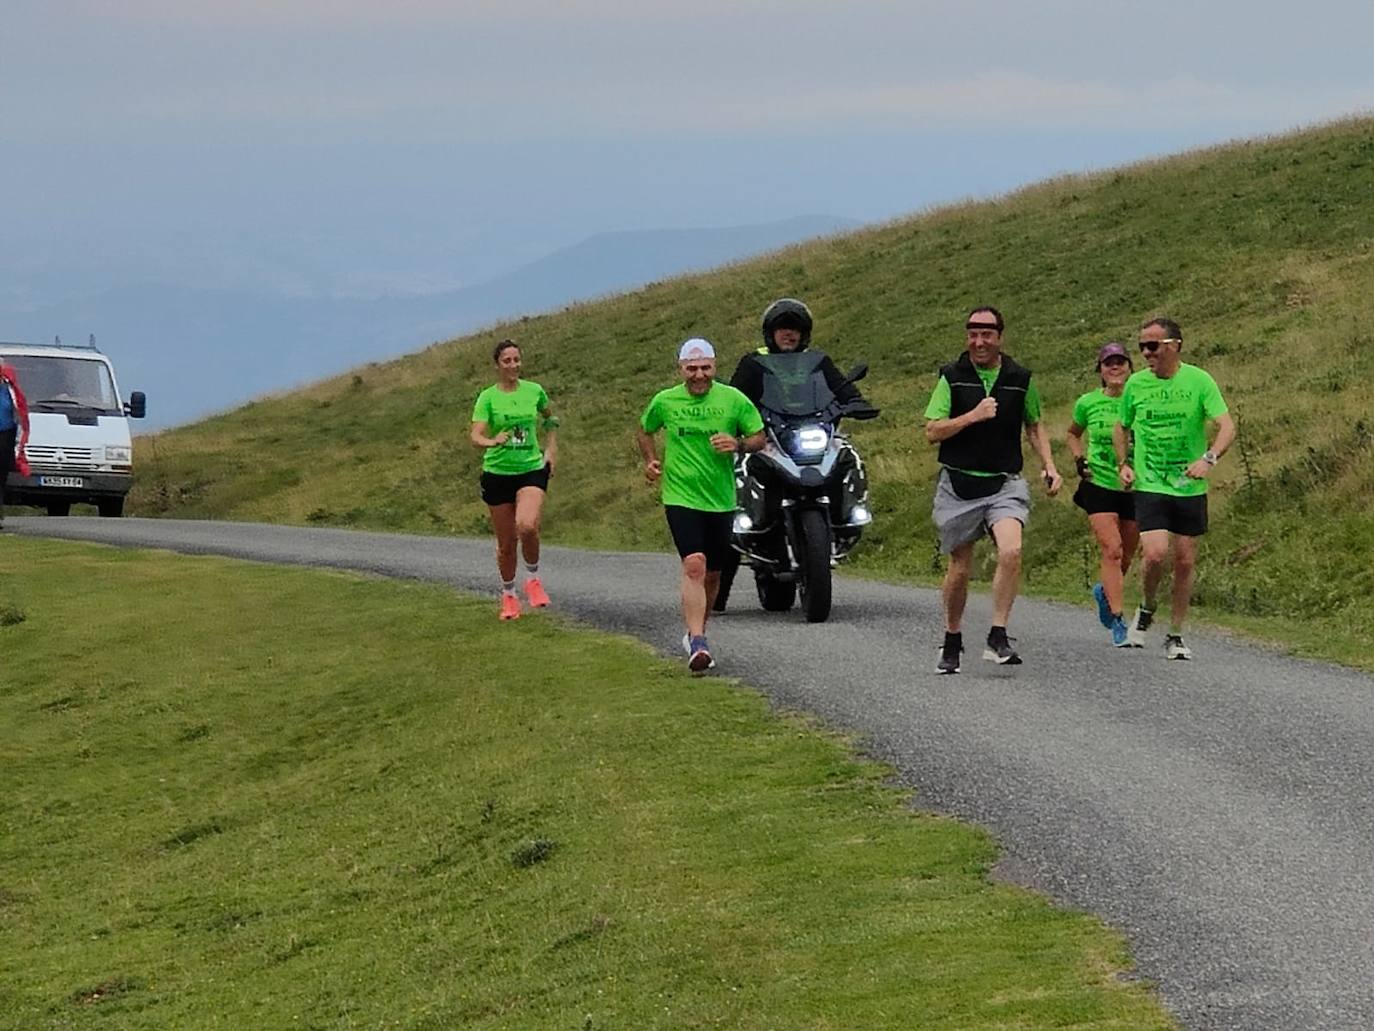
left=4, top=355, right=121, bottom=415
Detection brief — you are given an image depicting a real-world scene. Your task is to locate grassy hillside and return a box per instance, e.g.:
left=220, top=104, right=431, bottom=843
left=131, top=117, right=1374, bottom=658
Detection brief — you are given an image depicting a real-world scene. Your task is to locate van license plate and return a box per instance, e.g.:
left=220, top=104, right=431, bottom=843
left=40, top=476, right=85, bottom=488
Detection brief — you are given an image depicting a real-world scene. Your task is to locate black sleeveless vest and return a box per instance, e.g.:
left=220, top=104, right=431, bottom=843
left=936, top=352, right=1032, bottom=474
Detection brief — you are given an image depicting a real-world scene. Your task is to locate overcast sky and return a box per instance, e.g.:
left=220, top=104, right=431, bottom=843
left=3, top=0, right=1373, bottom=305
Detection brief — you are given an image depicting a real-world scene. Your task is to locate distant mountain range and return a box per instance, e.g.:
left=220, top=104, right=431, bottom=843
left=0, top=214, right=857, bottom=429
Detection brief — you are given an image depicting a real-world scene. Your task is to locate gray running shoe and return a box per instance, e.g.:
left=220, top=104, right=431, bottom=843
left=1127, top=606, right=1154, bottom=648
left=982, top=628, right=1022, bottom=665
left=1165, top=634, right=1193, bottom=660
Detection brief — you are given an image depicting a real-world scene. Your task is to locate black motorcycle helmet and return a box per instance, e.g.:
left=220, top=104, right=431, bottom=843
left=761, top=297, right=813, bottom=352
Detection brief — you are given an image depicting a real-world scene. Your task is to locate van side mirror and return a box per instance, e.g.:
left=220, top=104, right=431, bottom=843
left=125, top=391, right=147, bottom=419
left=846, top=362, right=868, bottom=384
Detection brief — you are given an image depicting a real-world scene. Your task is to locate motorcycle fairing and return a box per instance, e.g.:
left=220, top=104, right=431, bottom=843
left=754, top=351, right=833, bottom=415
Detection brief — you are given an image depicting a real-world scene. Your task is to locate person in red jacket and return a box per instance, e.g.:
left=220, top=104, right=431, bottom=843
left=1, top=362, right=32, bottom=527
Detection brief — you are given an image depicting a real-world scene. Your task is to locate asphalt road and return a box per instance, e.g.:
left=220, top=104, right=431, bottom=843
left=12, top=517, right=1374, bottom=1030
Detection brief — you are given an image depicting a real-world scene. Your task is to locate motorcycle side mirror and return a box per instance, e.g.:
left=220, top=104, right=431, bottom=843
left=846, top=362, right=868, bottom=384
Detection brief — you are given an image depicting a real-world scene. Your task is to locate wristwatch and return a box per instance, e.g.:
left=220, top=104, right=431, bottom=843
left=1202, top=450, right=1219, bottom=465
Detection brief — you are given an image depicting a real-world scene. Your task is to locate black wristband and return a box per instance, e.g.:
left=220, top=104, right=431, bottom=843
left=1075, top=456, right=1088, bottom=478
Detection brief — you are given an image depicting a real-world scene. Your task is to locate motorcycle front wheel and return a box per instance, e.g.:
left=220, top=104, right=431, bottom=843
left=796, top=507, right=833, bottom=623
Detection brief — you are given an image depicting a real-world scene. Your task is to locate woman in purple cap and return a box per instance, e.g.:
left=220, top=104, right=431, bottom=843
left=1066, top=342, right=1138, bottom=647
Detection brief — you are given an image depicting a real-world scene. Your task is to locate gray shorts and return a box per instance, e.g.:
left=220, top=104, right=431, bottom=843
left=931, top=469, right=1031, bottom=554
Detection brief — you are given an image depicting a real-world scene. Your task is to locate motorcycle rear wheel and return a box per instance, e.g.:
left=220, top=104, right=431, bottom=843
left=755, top=569, right=796, bottom=612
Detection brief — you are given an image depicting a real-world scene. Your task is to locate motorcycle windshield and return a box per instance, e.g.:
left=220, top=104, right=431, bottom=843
left=755, top=351, right=835, bottom=416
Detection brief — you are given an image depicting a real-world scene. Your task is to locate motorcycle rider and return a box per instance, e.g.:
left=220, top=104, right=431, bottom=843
left=715, top=298, right=876, bottom=611
left=729, top=298, right=869, bottom=407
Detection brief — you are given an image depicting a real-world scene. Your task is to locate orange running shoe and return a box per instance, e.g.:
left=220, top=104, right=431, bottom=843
left=499, top=592, right=521, bottom=621
left=523, top=577, right=550, bottom=608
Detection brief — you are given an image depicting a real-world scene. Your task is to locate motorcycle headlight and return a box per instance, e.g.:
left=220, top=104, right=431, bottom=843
left=790, top=425, right=830, bottom=456
left=105, top=445, right=132, bottom=464
left=849, top=504, right=872, bottom=526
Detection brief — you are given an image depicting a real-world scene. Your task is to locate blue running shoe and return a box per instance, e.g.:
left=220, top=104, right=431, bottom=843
left=687, top=635, right=715, bottom=672
left=1092, top=582, right=1113, bottom=629
left=1110, top=615, right=1130, bottom=648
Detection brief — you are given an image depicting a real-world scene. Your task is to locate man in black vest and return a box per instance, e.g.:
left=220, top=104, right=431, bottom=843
left=924, top=307, right=1062, bottom=672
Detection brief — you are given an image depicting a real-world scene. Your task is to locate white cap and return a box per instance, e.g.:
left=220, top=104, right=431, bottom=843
left=677, top=337, right=715, bottom=361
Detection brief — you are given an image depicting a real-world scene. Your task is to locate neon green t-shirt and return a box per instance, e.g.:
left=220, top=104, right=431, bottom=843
left=471, top=380, right=550, bottom=475
left=1119, top=363, right=1228, bottom=497
left=923, top=364, right=1042, bottom=476
left=1071, top=388, right=1126, bottom=491
left=640, top=382, right=764, bottom=512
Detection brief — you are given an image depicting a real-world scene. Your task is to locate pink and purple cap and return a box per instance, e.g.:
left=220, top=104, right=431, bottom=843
left=1096, top=341, right=1130, bottom=367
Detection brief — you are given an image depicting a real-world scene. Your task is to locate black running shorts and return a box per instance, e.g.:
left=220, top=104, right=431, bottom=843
left=664, top=505, right=736, bottom=571
left=1073, top=479, right=1136, bottom=521
left=1134, top=490, right=1207, bottom=536
left=480, top=464, right=550, bottom=506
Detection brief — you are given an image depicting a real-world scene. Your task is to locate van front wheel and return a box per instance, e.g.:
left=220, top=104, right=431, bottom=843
left=97, top=497, right=125, bottom=518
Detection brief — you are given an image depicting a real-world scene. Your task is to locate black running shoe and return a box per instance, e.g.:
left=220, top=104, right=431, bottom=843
left=936, top=633, right=963, bottom=675
left=983, top=627, right=1022, bottom=665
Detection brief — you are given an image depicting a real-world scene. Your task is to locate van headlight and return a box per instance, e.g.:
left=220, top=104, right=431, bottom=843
left=105, top=445, right=132, bottom=464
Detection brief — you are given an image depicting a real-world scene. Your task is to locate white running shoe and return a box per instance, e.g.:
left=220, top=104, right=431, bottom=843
left=1165, top=634, right=1193, bottom=660
left=1127, top=606, right=1154, bottom=648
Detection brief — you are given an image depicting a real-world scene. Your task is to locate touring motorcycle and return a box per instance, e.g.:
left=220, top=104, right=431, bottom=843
left=731, top=351, right=878, bottom=623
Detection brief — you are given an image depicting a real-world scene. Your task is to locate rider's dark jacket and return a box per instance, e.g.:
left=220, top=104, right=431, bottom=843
left=730, top=345, right=865, bottom=406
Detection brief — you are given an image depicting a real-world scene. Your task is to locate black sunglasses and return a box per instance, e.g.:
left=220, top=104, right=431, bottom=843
left=1138, top=337, right=1180, bottom=353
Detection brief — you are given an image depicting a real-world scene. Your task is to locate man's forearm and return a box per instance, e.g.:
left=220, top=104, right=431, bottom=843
left=925, top=412, right=974, bottom=444
left=635, top=428, right=658, bottom=464
left=1209, top=414, right=1236, bottom=458
left=739, top=431, right=766, bottom=454
left=1025, top=423, right=1057, bottom=470
left=1112, top=424, right=1131, bottom=465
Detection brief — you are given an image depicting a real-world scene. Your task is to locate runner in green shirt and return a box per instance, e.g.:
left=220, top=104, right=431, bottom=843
left=470, top=339, right=559, bottom=621
left=1066, top=342, right=1139, bottom=647
left=1113, top=318, right=1235, bottom=659
left=637, top=338, right=765, bottom=672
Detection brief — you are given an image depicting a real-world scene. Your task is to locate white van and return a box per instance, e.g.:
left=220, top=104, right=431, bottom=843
left=1, top=339, right=146, bottom=516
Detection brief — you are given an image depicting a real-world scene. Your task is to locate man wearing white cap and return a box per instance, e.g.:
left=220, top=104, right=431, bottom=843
left=637, top=338, right=766, bottom=672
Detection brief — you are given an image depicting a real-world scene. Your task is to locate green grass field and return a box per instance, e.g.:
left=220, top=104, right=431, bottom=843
left=123, top=116, right=1374, bottom=669
left=0, top=538, right=1174, bottom=1028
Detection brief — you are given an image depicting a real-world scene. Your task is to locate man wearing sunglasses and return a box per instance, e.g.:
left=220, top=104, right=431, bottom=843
left=925, top=306, right=1062, bottom=673
left=1112, top=318, right=1235, bottom=659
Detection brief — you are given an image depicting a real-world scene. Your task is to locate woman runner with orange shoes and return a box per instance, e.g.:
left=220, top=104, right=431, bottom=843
left=470, top=339, right=558, bottom=620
